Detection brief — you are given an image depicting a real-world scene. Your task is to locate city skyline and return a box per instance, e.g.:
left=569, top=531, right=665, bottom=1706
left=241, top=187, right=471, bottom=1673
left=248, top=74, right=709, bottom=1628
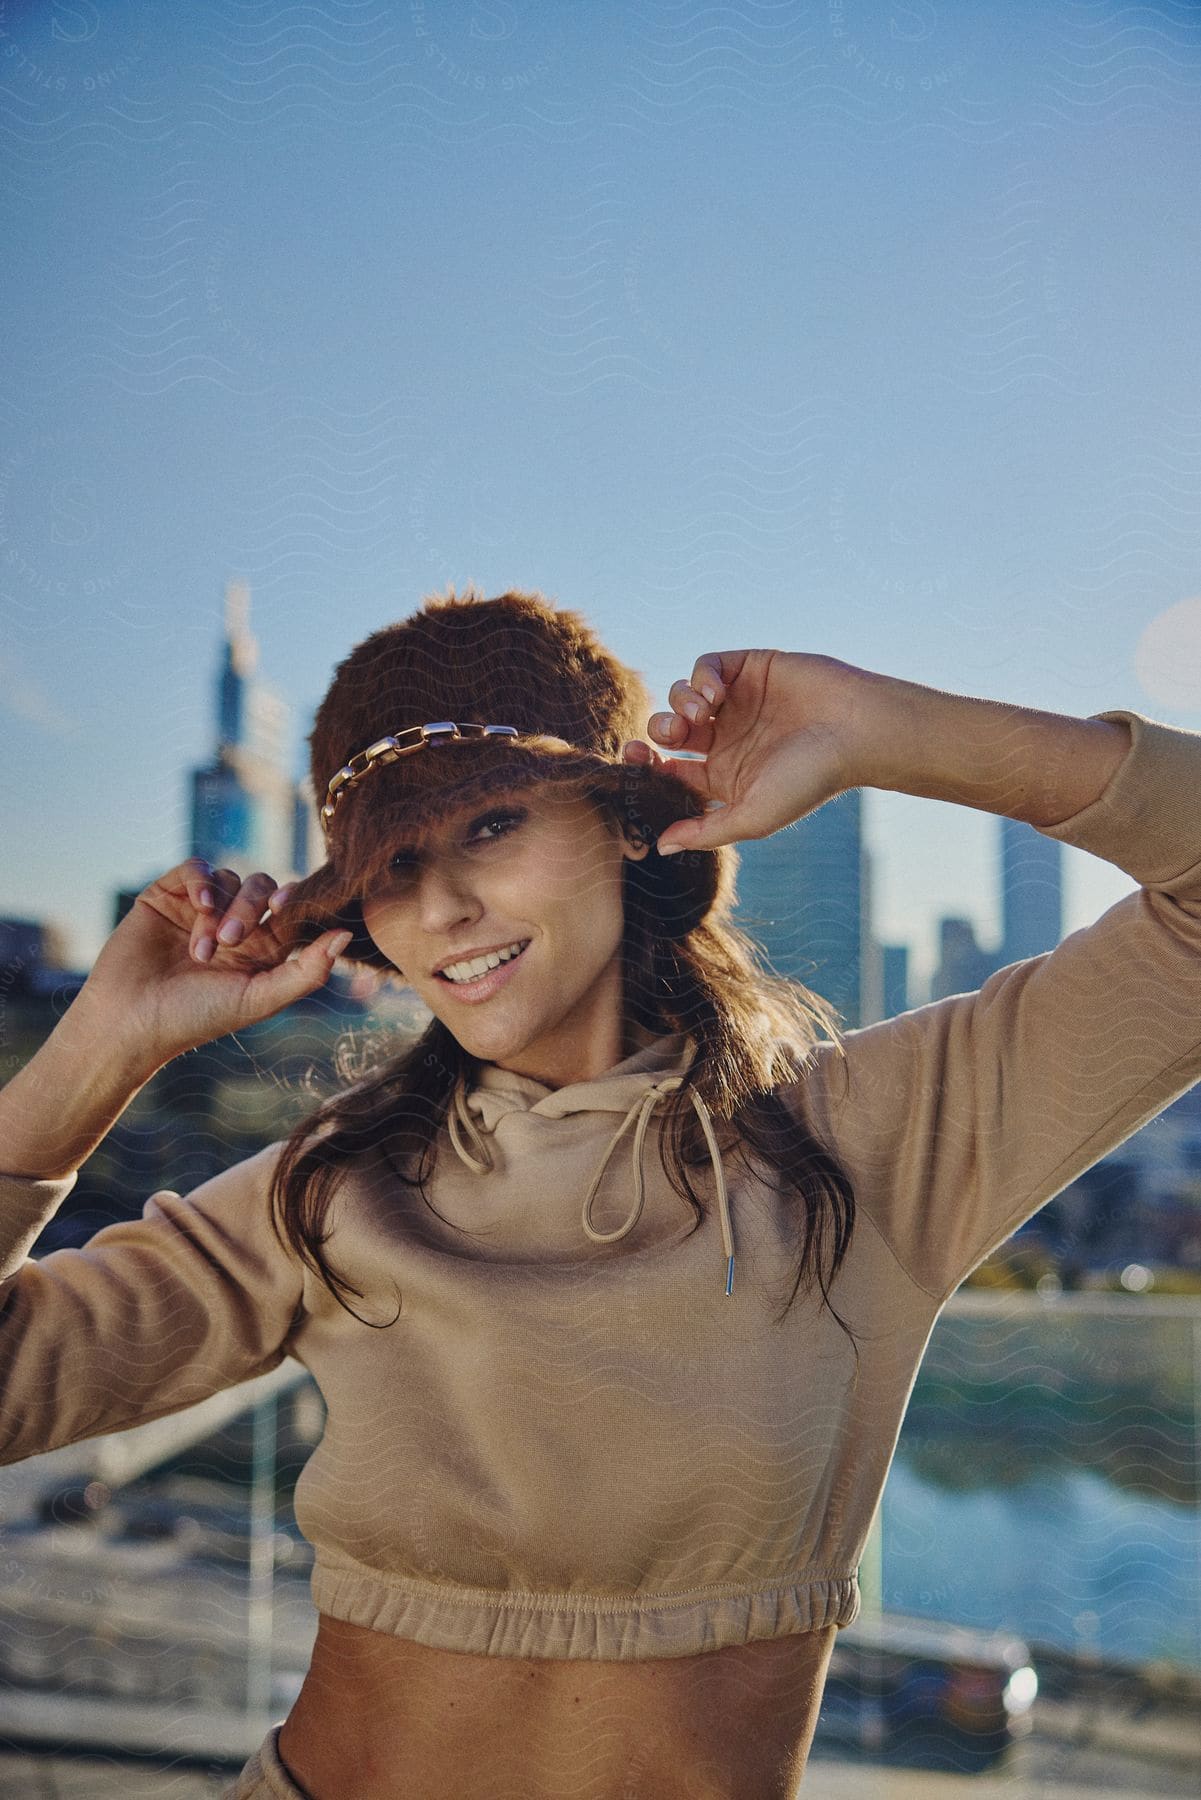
left=7, top=578, right=1082, bottom=1019
left=5, top=3, right=1197, bottom=990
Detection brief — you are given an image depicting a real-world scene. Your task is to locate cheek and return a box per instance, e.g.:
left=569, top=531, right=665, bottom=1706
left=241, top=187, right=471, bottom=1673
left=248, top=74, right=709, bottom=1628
left=359, top=897, right=411, bottom=965
left=561, top=851, right=628, bottom=942
left=359, top=897, right=385, bottom=944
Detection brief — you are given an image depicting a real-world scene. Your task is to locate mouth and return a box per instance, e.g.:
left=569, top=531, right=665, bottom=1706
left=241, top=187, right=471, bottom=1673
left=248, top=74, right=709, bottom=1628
left=433, top=939, right=531, bottom=1002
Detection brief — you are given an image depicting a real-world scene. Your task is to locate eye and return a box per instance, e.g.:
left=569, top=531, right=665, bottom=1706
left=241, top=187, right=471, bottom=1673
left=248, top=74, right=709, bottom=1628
left=468, top=808, right=525, bottom=845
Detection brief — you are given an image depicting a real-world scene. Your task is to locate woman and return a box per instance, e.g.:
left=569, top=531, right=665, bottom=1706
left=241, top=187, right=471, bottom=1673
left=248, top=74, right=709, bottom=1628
left=2, top=585, right=1199, bottom=1800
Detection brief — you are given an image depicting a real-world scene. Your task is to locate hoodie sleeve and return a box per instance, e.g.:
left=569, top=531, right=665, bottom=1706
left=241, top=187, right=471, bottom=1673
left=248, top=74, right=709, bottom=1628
left=786, top=708, right=1201, bottom=1307
left=0, top=1141, right=305, bottom=1466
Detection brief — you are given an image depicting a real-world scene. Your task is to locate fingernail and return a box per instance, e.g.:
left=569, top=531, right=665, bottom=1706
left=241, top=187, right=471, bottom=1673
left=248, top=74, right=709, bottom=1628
left=217, top=917, right=244, bottom=945
left=704, top=799, right=727, bottom=812
left=327, top=930, right=353, bottom=958
left=194, top=936, right=215, bottom=963
left=199, top=887, right=214, bottom=910
left=699, top=683, right=718, bottom=705
left=657, top=840, right=684, bottom=857
left=270, top=884, right=296, bottom=911
left=684, top=698, right=703, bottom=721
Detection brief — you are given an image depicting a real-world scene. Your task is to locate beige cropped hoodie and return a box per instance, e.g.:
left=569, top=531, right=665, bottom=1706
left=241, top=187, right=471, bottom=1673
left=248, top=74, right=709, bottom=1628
left=2, top=707, right=1200, bottom=1661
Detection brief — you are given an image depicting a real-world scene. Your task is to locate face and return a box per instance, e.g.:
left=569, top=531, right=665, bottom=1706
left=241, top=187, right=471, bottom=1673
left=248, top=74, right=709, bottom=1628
left=359, top=783, right=650, bottom=1087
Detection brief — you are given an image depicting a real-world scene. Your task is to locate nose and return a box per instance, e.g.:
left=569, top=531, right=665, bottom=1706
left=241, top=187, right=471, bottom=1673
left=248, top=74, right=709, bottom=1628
left=416, top=859, right=482, bottom=938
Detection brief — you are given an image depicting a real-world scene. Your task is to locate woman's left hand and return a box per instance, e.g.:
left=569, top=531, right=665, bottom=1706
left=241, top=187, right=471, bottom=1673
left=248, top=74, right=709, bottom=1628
left=621, top=650, right=867, bottom=855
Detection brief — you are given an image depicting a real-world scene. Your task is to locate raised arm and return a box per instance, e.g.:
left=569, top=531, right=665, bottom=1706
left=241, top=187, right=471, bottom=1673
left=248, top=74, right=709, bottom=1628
left=0, top=857, right=351, bottom=1465
left=622, top=648, right=1201, bottom=1305
left=0, top=856, right=350, bottom=1181
left=620, top=647, right=1131, bottom=847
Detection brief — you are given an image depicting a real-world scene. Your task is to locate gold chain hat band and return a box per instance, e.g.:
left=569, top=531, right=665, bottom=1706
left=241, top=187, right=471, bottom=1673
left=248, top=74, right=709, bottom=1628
left=320, top=722, right=520, bottom=836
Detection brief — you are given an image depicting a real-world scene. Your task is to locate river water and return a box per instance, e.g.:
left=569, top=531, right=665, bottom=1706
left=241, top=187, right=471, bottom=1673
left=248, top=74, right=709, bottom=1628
left=881, top=1296, right=1201, bottom=1671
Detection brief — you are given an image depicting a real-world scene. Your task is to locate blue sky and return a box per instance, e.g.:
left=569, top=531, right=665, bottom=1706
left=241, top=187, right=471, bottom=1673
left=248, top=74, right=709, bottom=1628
left=3, top=0, right=1200, bottom=996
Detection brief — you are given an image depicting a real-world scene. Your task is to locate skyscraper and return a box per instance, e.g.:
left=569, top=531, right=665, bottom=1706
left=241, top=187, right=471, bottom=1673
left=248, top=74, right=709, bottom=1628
left=732, top=790, right=880, bottom=1030
left=881, top=941, right=910, bottom=1019
left=190, top=581, right=318, bottom=881
left=928, top=816, right=1065, bottom=1002
left=999, top=815, right=1063, bottom=965
left=929, top=915, right=998, bottom=1002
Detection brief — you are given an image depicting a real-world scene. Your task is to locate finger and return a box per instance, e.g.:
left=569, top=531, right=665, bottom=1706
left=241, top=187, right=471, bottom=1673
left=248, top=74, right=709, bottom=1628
left=668, top=676, right=718, bottom=729
left=213, top=871, right=279, bottom=947
left=206, top=872, right=279, bottom=955
left=654, top=647, right=754, bottom=749
left=208, top=868, right=298, bottom=934
left=621, top=733, right=712, bottom=797
left=148, top=857, right=217, bottom=913
left=199, top=882, right=298, bottom=972
left=657, top=801, right=751, bottom=857
left=646, top=710, right=688, bottom=747
left=239, top=929, right=353, bottom=1016
left=692, top=648, right=752, bottom=703
left=649, top=694, right=714, bottom=755
left=657, top=773, right=803, bottom=854
left=190, top=867, right=242, bottom=963
left=207, top=867, right=243, bottom=908
left=690, top=653, right=730, bottom=709
left=181, top=857, right=217, bottom=913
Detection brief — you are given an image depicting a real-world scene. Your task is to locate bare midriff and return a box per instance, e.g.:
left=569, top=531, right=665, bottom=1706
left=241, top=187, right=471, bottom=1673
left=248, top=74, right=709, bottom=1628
left=277, top=1614, right=838, bottom=1800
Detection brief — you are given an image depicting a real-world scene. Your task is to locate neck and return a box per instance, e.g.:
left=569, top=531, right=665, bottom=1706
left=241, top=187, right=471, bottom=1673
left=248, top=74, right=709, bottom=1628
left=487, top=1018, right=666, bottom=1091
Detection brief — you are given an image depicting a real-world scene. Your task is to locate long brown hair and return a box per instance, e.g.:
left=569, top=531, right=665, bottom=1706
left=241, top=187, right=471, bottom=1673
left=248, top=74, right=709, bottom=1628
left=269, top=589, right=862, bottom=1368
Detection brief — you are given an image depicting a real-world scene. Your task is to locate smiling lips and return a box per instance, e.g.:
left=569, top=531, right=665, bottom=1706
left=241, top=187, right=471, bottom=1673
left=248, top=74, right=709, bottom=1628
left=434, top=940, right=531, bottom=1000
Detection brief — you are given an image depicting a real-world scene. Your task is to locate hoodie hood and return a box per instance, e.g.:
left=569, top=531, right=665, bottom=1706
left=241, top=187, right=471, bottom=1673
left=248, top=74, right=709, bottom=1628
left=445, top=1032, right=736, bottom=1295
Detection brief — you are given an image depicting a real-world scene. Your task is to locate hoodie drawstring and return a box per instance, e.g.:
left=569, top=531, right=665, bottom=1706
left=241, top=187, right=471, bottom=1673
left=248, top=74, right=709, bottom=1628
left=448, top=1084, right=495, bottom=1175
left=449, top=1074, right=734, bottom=1297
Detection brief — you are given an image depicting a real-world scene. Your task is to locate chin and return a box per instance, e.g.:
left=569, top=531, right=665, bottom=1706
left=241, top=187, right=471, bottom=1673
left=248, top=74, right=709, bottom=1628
left=430, top=1008, right=535, bottom=1063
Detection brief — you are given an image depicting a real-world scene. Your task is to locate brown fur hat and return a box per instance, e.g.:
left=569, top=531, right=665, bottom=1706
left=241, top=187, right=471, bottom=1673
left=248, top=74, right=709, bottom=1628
left=276, top=585, right=732, bottom=971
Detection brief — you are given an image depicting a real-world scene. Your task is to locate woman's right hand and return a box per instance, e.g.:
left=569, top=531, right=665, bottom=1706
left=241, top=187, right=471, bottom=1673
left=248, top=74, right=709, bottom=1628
left=82, top=857, right=353, bottom=1069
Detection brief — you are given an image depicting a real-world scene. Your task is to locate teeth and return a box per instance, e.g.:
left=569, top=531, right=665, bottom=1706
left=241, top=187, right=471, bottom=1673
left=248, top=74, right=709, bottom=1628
left=441, top=941, right=527, bottom=984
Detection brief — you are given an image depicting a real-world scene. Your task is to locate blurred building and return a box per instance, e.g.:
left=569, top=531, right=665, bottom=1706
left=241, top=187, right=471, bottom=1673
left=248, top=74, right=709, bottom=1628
left=1000, top=816, right=1063, bottom=965
left=0, top=916, right=86, bottom=999
left=733, top=790, right=882, bottom=1029
left=929, top=915, right=997, bottom=1002
left=1108, top=1081, right=1201, bottom=1204
left=881, top=941, right=910, bottom=1019
left=189, top=580, right=319, bottom=882
left=929, top=815, right=1065, bottom=1003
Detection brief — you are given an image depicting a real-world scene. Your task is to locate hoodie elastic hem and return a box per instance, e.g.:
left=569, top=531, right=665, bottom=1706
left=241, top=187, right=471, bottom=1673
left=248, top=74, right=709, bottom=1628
left=310, top=1554, right=860, bottom=1660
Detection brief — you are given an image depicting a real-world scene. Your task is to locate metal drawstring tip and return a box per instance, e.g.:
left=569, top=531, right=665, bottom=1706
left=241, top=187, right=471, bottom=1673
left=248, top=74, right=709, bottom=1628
left=724, top=1254, right=735, bottom=1297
